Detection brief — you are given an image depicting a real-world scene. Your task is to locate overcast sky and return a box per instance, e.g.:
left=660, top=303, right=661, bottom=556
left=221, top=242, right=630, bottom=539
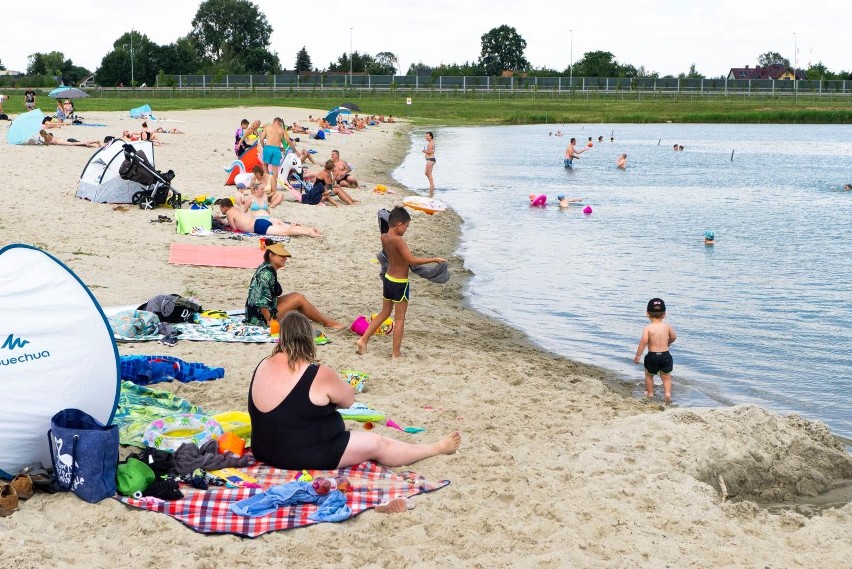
left=3, top=0, right=847, bottom=77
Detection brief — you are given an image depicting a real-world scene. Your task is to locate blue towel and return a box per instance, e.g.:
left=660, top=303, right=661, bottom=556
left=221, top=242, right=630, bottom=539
left=120, top=355, right=225, bottom=385
left=231, top=481, right=351, bottom=522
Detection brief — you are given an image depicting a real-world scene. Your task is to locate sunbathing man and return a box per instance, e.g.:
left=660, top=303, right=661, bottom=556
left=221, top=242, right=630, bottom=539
left=291, top=122, right=309, bottom=134
left=331, top=150, right=358, bottom=188
left=215, top=198, right=320, bottom=238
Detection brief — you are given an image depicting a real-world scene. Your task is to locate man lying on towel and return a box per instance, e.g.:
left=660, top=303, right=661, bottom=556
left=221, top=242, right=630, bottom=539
left=215, top=198, right=320, bottom=238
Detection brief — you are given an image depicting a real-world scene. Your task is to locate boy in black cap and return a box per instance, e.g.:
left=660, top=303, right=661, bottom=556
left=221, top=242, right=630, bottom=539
left=634, top=298, right=677, bottom=403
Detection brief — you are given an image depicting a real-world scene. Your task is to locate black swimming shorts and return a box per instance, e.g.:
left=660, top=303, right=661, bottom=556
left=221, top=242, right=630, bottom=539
left=382, top=274, right=410, bottom=303
left=253, top=218, right=272, bottom=235
left=426, top=157, right=436, bottom=163
left=644, top=351, right=673, bottom=375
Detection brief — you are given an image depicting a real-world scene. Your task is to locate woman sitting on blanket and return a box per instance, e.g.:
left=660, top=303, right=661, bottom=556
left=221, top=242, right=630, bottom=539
left=248, top=310, right=461, bottom=469
left=244, top=244, right=344, bottom=330
left=215, top=197, right=320, bottom=238
left=289, top=160, right=355, bottom=207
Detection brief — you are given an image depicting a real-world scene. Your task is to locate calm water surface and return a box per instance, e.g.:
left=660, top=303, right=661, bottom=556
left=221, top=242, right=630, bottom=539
left=393, top=123, right=852, bottom=439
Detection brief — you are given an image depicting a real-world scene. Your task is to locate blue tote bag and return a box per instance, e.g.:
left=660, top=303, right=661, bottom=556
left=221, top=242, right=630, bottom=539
left=48, top=409, right=119, bottom=503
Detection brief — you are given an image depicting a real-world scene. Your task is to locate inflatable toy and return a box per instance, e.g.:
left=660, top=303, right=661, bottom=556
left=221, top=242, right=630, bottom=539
left=212, top=411, right=252, bottom=439
left=403, top=196, right=446, bottom=214
left=529, top=194, right=547, bottom=207
left=143, top=414, right=224, bottom=452
left=583, top=205, right=593, bottom=214
left=338, top=403, right=386, bottom=423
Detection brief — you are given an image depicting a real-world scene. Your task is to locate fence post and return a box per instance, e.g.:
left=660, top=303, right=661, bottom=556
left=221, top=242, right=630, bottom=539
left=250, top=75, right=253, bottom=90
left=202, top=75, right=206, bottom=89
left=226, top=75, right=229, bottom=88
left=463, top=76, right=466, bottom=91
left=439, top=76, right=442, bottom=90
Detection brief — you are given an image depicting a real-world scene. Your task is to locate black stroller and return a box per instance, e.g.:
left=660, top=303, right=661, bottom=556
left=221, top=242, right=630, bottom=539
left=118, top=144, right=181, bottom=210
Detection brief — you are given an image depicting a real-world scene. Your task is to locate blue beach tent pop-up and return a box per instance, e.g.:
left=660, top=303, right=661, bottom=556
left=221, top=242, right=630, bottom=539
left=0, top=245, right=119, bottom=478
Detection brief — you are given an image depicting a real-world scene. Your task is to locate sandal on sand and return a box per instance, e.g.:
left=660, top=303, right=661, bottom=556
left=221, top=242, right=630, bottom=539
left=0, top=483, right=18, bottom=516
left=10, top=474, right=34, bottom=500
left=18, top=463, right=57, bottom=494
left=375, top=497, right=414, bottom=514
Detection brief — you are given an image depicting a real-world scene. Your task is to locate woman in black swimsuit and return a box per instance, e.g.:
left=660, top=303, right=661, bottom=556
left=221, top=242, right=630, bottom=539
left=248, top=311, right=461, bottom=469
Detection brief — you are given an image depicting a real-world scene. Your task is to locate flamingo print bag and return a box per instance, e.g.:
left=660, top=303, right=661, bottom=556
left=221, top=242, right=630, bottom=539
left=48, top=409, right=119, bottom=503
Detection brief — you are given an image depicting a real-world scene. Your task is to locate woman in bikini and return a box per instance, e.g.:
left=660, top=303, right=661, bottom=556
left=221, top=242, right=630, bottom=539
left=422, top=131, right=436, bottom=196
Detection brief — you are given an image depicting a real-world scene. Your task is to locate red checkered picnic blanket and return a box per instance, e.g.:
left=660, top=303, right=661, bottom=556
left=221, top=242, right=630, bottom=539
left=115, top=460, right=449, bottom=537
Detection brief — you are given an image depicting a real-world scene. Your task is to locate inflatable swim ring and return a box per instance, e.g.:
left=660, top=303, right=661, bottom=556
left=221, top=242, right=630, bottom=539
left=530, top=194, right=547, bottom=207
left=403, top=196, right=446, bottom=215
left=143, top=414, right=224, bottom=452
left=212, top=411, right=252, bottom=440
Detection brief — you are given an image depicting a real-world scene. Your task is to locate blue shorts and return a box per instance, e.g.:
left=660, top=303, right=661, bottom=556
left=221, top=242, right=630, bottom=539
left=253, top=218, right=272, bottom=235
left=564, top=158, right=573, bottom=169
left=262, top=145, right=282, bottom=166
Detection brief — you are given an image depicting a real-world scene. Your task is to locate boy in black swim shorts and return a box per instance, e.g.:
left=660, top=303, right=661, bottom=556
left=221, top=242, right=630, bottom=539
left=634, top=298, right=677, bottom=403
left=356, top=206, right=446, bottom=358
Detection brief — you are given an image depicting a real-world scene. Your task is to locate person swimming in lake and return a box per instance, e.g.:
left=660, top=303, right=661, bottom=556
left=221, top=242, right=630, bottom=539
left=557, top=194, right=583, bottom=208
left=843, top=184, right=851, bottom=191
left=616, top=154, right=627, bottom=170
left=704, top=230, right=715, bottom=245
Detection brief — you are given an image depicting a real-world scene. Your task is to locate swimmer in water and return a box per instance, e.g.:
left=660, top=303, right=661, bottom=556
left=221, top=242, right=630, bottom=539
left=704, top=230, right=715, bottom=246
left=843, top=184, right=851, bottom=190
left=557, top=194, right=582, bottom=208
left=616, top=153, right=627, bottom=170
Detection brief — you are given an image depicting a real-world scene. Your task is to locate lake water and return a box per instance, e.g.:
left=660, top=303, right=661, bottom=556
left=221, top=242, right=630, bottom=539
left=393, top=123, right=852, bottom=440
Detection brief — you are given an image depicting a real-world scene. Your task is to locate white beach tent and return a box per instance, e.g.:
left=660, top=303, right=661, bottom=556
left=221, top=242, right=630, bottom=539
left=76, top=140, right=155, bottom=203
left=0, top=244, right=119, bottom=478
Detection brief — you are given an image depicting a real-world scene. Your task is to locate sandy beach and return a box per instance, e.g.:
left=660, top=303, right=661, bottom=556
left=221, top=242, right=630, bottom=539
left=1, top=106, right=850, bottom=568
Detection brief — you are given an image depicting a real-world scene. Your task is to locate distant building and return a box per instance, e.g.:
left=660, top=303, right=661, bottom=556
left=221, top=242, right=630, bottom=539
left=727, top=64, right=807, bottom=81
left=0, top=70, right=23, bottom=77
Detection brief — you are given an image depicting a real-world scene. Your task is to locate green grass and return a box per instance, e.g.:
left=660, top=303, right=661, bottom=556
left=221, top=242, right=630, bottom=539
left=5, top=89, right=851, bottom=124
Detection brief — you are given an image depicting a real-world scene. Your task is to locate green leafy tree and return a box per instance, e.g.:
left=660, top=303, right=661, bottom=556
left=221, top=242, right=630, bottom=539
left=478, top=25, right=529, bottom=75
left=678, top=63, right=704, bottom=79
left=295, top=47, right=312, bottom=73
left=28, top=51, right=89, bottom=84
left=406, top=62, right=433, bottom=76
left=431, top=61, right=484, bottom=77
left=572, top=51, right=620, bottom=77
left=757, top=51, right=790, bottom=67
left=327, top=51, right=374, bottom=73
left=156, top=37, right=202, bottom=76
left=190, top=0, right=277, bottom=72
left=371, top=52, right=397, bottom=75
left=94, top=32, right=158, bottom=86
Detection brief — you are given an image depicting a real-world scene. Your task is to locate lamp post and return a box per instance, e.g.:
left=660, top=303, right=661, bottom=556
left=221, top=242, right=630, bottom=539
left=130, top=29, right=135, bottom=87
left=792, top=31, right=797, bottom=93
left=349, top=27, right=353, bottom=88
left=569, top=29, right=573, bottom=91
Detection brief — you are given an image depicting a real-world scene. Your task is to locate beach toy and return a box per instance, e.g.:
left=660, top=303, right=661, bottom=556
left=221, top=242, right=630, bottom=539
left=211, top=411, right=252, bottom=439
left=363, top=421, right=375, bottom=430
left=583, top=205, right=593, bottom=214
left=269, top=318, right=280, bottom=337
left=350, top=315, right=370, bottom=336
left=403, top=427, right=426, bottom=434
left=338, top=403, right=386, bottom=423
left=297, top=470, right=313, bottom=482
left=143, top=414, right=224, bottom=452
left=529, top=194, right=547, bottom=207
left=373, top=184, right=388, bottom=193
left=216, top=432, right=246, bottom=457
left=403, top=196, right=446, bottom=214
left=385, top=419, right=404, bottom=432
left=340, top=370, right=368, bottom=393
left=370, top=313, right=394, bottom=335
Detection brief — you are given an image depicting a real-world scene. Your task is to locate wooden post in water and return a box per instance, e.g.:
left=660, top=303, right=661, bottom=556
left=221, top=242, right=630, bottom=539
left=731, top=150, right=735, bottom=161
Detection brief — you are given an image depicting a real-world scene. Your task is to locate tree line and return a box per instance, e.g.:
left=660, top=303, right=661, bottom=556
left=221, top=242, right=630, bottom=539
left=4, top=0, right=849, bottom=87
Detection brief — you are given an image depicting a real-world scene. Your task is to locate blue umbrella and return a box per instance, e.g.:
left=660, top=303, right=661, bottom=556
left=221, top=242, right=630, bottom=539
left=6, top=108, right=46, bottom=145
left=324, top=107, right=352, bottom=125
left=48, top=86, right=88, bottom=99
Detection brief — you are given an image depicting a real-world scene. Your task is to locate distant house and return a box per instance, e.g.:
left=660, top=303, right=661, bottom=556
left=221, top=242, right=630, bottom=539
left=727, top=64, right=807, bottom=81
left=79, top=73, right=97, bottom=88
left=0, top=70, right=24, bottom=77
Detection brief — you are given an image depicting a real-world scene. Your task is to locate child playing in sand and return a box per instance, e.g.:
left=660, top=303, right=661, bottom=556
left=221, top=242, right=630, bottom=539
left=634, top=298, right=677, bottom=403
left=357, top=206, right=446, bottom=358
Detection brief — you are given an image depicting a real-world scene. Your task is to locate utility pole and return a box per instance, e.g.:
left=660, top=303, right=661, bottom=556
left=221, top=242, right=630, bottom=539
left=130, top=30, right=135, bottom=87
left=349, top=28, right=353, bottom=87
left=792, top=32, right=797, bottom=94
left=569, top=29, right=573, bottom=91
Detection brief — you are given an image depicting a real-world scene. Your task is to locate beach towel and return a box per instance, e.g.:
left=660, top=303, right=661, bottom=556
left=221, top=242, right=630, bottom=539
left=112, top=320, right=275, bottom=343
left=114, top=381, right=206, bottom=447
left=211, top=228, right=290, bottom=244
left=120, top=355, right=225, bottom=385
left=115, top=460, right=450, bottom=537
left=169, top=243, right=264, bottom=269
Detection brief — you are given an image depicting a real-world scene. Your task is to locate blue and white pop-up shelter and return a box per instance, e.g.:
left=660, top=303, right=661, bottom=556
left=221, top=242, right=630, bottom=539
left=0, top=245, right=119, bottom=478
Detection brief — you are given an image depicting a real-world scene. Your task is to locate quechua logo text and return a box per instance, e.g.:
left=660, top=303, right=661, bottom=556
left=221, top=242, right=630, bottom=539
left=1, top=334, right=51, bottom=366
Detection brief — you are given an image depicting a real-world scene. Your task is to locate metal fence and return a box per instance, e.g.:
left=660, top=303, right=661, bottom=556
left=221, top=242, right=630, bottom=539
left=155, top=74, right=852, bottom=95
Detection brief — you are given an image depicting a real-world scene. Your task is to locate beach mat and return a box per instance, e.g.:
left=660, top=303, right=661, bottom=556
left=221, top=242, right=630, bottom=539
left=116, top=460, right=449, bottom=537
left=169, top=243, right=264, bottom=269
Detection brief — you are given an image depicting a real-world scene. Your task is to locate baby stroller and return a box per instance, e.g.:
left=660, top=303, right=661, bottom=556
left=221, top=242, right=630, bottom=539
left=118, top=144, right=181, bottom=210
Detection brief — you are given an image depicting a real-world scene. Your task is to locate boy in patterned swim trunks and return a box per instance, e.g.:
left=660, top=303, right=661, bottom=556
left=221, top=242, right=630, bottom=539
left=356, top=206, right=446, bottom=358
left=634, top=298, right=677, bottom=403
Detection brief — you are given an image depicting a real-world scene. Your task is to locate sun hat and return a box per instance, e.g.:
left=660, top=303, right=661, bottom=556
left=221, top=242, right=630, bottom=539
left=647, top=298, right=666, bottom=313
left=116, top=457, right=155, bottom=497
left=265, top=243, right=291, bottom=257
left=704, top=230, right=715, bottom=240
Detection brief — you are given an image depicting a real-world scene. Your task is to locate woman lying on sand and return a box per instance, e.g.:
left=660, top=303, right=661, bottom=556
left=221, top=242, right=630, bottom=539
left=38, top=130, right=100, bottom=147
left=244, top=244, right=343, bottom=329
left=248, top=310, right=461, bottom=469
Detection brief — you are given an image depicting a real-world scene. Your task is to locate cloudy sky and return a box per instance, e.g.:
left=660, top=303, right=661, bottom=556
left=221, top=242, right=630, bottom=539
left=3, top=0, right=847, bottom=77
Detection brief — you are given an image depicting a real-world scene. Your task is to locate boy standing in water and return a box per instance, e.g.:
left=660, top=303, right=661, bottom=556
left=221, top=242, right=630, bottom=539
left=634, top=298, right=677, bottom=403
left=357, top=206, right=446, bottom=358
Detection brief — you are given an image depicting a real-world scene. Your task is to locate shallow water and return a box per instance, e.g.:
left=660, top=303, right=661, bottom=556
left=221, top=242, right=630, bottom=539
left=393, top=123, right=852, bottom=439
